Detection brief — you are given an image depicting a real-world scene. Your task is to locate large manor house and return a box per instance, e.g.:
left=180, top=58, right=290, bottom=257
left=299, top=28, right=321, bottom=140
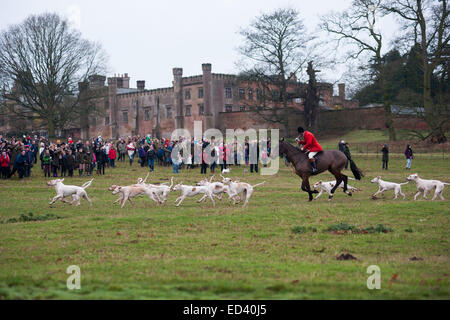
left=0, top=63, right=358, bottom=139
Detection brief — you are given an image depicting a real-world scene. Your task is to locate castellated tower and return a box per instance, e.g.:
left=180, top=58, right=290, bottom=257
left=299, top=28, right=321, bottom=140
left=202, top=63, right=213, bottom=130
left=173, top=67, right=184, bottom=129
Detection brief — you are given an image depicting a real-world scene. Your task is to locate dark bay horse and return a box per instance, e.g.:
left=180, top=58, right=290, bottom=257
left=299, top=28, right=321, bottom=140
left=278, top=140, right=363, bottom=201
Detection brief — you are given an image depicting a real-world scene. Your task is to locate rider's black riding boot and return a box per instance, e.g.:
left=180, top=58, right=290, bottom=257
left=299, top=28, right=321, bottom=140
left=311, top=159, right=318, bottom=173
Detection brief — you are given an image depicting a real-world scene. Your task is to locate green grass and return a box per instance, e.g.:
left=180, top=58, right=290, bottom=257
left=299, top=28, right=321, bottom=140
left=0, top=147, right=449, bottom=299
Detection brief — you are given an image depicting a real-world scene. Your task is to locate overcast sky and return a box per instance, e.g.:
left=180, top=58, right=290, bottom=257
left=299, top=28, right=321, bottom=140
left=1, top=0, right=399, bottom=90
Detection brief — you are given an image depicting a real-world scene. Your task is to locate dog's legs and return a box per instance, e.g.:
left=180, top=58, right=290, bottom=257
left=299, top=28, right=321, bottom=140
left=423, top=189, right=428, bottom=199
left=399, top=188, right=406, bottom=199
left=243, top=189, right=252, bottom=207
left=49, top=194, right=62, bottom=205
left=414, top=190, right=422, bottom=200
left=175, top=196, right=185, bottom=207
left=83, top=192, right=92, bottom=206
left=207, top=192, right=216, bottom=207
left=372, top=188, right=383, bottom=198
left=121, top=194, right=129, bottom=208
left=197, top=194, right=207, bottom=203
left=69, top=194, right=77, bottom=205
left=314, top=190, right=323, bottom=200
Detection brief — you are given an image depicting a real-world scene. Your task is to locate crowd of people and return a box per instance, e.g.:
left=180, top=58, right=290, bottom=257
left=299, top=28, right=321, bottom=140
left=0, top=134, right=273, bottom=179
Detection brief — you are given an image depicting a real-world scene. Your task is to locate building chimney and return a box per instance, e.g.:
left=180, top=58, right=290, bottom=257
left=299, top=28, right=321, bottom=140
left=338, top=83, right=345, bottom=100
left=122, top=73, right=130, bottom=89
left=137, top=80, right=145, bottom=90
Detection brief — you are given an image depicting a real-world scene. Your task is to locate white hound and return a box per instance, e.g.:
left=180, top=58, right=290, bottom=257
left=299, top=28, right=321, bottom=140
left=370, top=176, right=408, bottom=200
left=196, top=175, right=235, bottom=202
left=110, top=184, right=161, bottom=208
left=47, top=178, right=93, bottom=206
left=313, top=180, right=358, bottom=200
left=137, top=174, right=173, bottom=204
left=407, top=173, right=450, bottom=201
left=172, top=182, right=216, bottom=207
left=221, top=175, right=265, bottom=207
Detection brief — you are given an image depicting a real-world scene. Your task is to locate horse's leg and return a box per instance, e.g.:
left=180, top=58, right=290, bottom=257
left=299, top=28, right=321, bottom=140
left=329, top=169, right=343, bottom=200
left=301, top=176, right=314, bottom=202
left=341, top=174, right=352, bottom=196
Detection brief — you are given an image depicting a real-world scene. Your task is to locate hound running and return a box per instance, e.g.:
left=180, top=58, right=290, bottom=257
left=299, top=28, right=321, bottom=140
left=47, top=178, right=93, bottom=206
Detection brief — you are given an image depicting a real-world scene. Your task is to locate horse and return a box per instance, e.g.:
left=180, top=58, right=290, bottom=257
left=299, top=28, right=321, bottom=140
left=278, top=139, right=363, bottom=201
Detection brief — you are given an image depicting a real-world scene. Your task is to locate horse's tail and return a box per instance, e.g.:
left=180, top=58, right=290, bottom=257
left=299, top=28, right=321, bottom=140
left=82, top=178, right=94, bottom=189
left=350, top=160, right=364, bottom=180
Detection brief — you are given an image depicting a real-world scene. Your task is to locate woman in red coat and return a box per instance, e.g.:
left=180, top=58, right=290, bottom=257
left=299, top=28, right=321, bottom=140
left=1, top=150, right=10, bottom=179
left=108, top=146, right=117, bottom=168
left=295, top=126, right=323, bottom=173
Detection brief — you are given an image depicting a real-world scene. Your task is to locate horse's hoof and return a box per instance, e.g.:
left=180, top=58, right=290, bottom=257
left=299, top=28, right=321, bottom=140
left=347, top=192, right=352, bottom=197
left=328, top=195, right=333, bottom=200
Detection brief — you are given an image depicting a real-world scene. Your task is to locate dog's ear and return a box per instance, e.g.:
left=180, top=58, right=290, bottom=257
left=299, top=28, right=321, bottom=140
left=60, top=178, right=65, bottom=182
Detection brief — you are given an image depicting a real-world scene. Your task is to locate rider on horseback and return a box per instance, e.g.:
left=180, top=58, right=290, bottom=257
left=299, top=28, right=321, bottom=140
left=295, top=126, right=323, bottom=174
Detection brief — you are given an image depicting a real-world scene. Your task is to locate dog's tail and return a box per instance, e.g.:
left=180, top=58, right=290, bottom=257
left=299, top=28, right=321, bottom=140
left=348, top=177, right=355, bottom=180
left=168, top=177, right=174, bottom=189
left=443, top=182, right=450, bottom=186
left=252, top=181, right=265, bottom=188
left=399, top=182, right=409, bottom=185
left=143, top=172, right=150, bottom=184
left=350, top=159, right=364, bottom=180
left=81, top=178, right=94, bottom=189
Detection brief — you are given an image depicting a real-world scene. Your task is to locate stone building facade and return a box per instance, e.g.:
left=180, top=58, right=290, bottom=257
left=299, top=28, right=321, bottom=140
left=0, top=63, right=358, bottom=139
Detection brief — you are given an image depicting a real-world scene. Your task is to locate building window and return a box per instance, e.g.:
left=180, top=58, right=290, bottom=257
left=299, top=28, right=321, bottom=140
left=198, top=88, right=203, bottom=99
left=166, top=106, right=172, bottom=118
left=185, top=105, right=191, bottom=116
left=92, top=117, right=97, bottom=125
left=295, top=97, right=302, bottom=103
left=225, top=105, right=233, bottom=112
left=272, top=90, right=280, bottom=101
left=240, top=106, right=245, bottom=111
left=0, top=118, right=4, bottom=126
left=144, top=109, right=150, bottom=121
left=238, top=88, right=245, bottom=99
left=256, top=89, right=262, bottom=101
left=105, top=116, right=110, bottom=125
left=185, top=90, right=191, bottom=100
left=225, top=87, right=232, bottom=99
left=248, top=88, right=253, bottom=100
left=122, top=111, right=128, bottom=123
left=199, top=104, right=204, bottom=115
left=319, top=94, right=324, bottom=107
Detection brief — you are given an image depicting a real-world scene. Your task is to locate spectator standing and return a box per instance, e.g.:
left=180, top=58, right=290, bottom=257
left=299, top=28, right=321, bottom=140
left=381, top=144, right=389, bottom=170
left=404, top=144, right=414, bottom=170
left=1, top=150, right=10, bottom=179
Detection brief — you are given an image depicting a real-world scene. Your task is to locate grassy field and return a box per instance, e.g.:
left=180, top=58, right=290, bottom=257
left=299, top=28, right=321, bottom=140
left=0, top=140, right=449, bottom=299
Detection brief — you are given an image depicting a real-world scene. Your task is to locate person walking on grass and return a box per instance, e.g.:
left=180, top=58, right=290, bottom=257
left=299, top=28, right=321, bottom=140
left=404, top=144, right=414, bottom=170
left=127, top=140, right=136, bottom=167
left=109, top=146, right=116, bottom=168
left=381, top=144, right=389, bottom=170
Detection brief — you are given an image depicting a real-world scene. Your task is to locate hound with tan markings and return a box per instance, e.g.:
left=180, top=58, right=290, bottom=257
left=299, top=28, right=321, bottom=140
left=407, top=173, right=450, bottom=201
left=313, top=180, right=358, bottom=200
left=172, top=182, right=216, bottom=207
left=137, top=174, right=173, bottom=204
left=111, top=184, right=161, bottom=208
left=221, top=175, right=265, bottom=207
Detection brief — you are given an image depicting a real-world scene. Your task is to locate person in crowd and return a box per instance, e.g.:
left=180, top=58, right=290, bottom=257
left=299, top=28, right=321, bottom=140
left=24, top=145, right=33, bottom=177
left=14, top=150, right=27, bottom=179
left=109, top=146, right=117, bottom=168
left=41, top=149, right=51, bottom=178
left=381, top=144, right=389, bottom=170
left=60, top=150, right=67, bottom=177
left=0, top=150, right=10, bottom=179
left=404, top=144, right=414, bottom=170
left=147, top=144, right=156, bottom=172
left=51, top=148, right=60, bottom=177
left=66, top=149, right=75, bottom=177
left=127, top=140, right=136, bottom=166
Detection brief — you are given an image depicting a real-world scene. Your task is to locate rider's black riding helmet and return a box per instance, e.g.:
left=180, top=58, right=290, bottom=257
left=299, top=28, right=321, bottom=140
left=297, top=126, right=305, bottom=133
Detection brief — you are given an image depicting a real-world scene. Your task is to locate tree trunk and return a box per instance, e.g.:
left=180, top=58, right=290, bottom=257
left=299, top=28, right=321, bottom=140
left=47, top=116, right=56, bottom=139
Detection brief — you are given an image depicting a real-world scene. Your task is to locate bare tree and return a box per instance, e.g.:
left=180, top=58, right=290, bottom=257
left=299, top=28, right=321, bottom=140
left=0, top=13, right=107, bottom=138
left=237, top=8, right=315, bottom=137
left=320, top=0, right=397, bottom=141
left=385, top=0, right=449, bottom=142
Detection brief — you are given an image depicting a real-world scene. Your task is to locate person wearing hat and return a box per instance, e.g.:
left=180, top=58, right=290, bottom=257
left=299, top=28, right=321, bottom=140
left=295, top=126, right=323, bottom=173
